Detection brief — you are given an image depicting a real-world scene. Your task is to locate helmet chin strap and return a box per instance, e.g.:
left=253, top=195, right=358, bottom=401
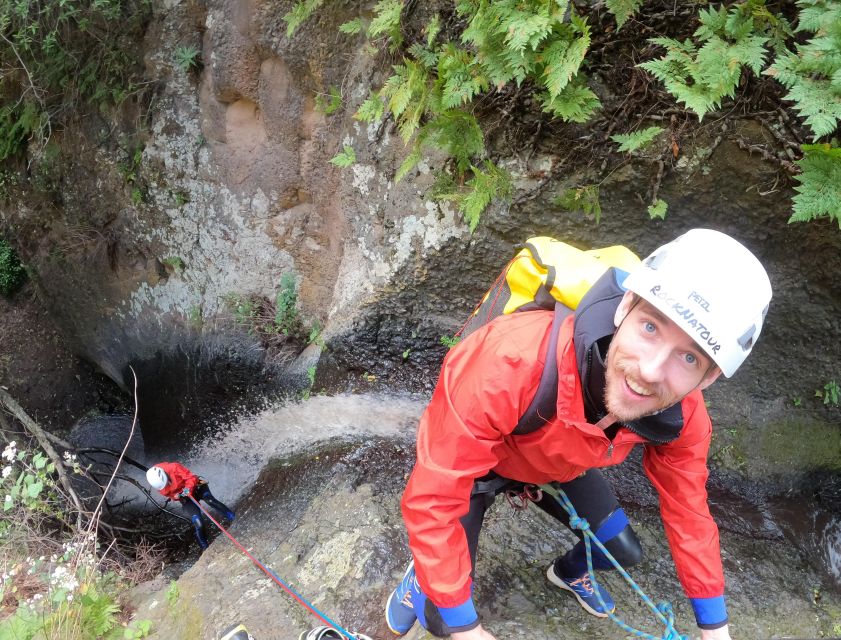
left=595, top=414, right=618, bottom=430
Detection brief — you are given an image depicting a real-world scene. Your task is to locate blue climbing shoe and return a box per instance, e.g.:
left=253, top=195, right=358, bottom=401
left=547, top=564, right=615, bottom=618
left=225, top=510, right=236, bottom=522
left=385, top=561, right=417, bottom=635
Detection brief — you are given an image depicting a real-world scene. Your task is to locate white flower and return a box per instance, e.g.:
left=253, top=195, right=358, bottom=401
left=4, top=494, right=11, bottom=502
left=1, top=442, right=15, bottom=462
left=2, top=466, right=11, bottom=478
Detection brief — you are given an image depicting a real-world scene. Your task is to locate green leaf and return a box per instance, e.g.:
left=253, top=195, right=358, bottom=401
left=458, top=161, right=512, bottom=231
left=424, top=14, right=441, bottom=47
left=329, top=145, right=356, bottom=167
left=554, top=184, right=602, bottom=222
left=339, top=18, right=363, bottom=34
left=368, top=0, right=404, bottom=48
left=789, top=144, right=841, bottom=226
left=26, top=481, right=43, bottom=498
left=611, top=126, right=664, bottom=153
left=605, top=0, right=643, bottom=29
left=354, top=93, right=386, bottom=123
left=648, top=199, right=668, bottom=219
left=314, top=85, right=342, bottom=115
left=32, top=452, right=47, bottom=469
left=395, top=148, right=422, bottom=182
left=282, top=0, right=325, bottom=38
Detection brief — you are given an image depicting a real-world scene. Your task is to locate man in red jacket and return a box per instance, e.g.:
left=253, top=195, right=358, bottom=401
left=385, top=230, right=772, bottom=640
left=146, top=461, right=235, bottom=551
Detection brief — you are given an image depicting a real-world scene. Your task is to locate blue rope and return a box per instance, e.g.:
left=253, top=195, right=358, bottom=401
left=540, top=484, right=689, bottom=640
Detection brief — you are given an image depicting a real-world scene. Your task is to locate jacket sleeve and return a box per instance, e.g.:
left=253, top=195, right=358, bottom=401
left=642, top=390, right=727, bottom=627
left=401, top=316, right=550, bottom=609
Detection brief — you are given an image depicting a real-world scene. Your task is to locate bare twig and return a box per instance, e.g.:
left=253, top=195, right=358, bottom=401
left=81, top=366, right=141, bottom=548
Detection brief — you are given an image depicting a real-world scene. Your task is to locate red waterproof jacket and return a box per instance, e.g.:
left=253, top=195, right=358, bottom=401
left=401, top=310, right=723, bottom=609
left=155, top=462, right=200, bottom=500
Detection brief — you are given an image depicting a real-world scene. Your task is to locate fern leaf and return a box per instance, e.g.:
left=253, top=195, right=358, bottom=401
left=647, top=199, right=668, bottom=219
left=282, top=0, right=324, bottom=38
left=424, top=14, right=441, bottom=47
left=395, top=147, right=423, bottom=182
left=554, top=184, right=602, bottom=223
left=339, top=18, right=363, bottom=34
left=368, top=0, right=404, bottom=48
left=329, top=145, right=356, bottom=167
left=790, top=144, right=841, bottom=226
left=459, top=161, right=513, bottom=231
left=694, top=6, right=728, bottom=41
left=540, top=80, right=600, bottom=122
left=541, top=33, right=590, bottom=97
left=605, top=0, right=643, bottom=29
left=354, top=92, right=386, bottom=123
left=611, top=126, right=664, bottom=153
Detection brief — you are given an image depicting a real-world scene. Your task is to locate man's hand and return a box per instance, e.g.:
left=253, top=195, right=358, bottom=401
left=700, top=624, right=731, bottom=640
left=451, top=625, right=498, bottom=640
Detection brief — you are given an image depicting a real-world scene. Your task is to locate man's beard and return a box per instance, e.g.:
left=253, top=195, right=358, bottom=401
left=603, top=355, right=673, bottom=423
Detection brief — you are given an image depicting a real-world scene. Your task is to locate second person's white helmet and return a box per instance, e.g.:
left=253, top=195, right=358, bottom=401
left=622, top=229, right=771, bottom=377
left=146, top=466, right=168, bottom=490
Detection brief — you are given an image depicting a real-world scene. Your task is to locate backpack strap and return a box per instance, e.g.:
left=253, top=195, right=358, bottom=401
left=512, top=301, right=572, bottom=435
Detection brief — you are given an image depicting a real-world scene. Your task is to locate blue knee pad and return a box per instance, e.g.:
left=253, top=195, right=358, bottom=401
left=410, top=579, right=478, bottom=637
left=561, top=508, right=642, bottom=575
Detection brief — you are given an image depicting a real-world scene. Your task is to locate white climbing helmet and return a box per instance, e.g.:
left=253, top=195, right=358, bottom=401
left=622, top=228, right=772, bottom=378
left=146, top=466, right=168, bottom=490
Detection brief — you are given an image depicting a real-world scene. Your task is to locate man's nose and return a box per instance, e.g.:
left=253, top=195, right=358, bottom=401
left=637, top=346, right=669, bottom=383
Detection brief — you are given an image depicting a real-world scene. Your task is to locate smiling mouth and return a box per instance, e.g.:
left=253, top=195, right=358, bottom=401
left=625, top=376, right=654, bottom=397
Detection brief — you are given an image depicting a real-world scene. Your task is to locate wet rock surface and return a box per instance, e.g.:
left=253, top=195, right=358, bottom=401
left=132, top=436, right=841, bottom=640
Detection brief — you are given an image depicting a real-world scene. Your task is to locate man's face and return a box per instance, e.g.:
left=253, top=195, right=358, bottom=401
left=604, top=293, right=721, bottom=422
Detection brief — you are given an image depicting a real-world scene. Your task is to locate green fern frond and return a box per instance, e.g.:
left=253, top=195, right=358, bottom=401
left=458, top=161, right=513, bottom=231
left=554, top=184, right=602, bottom=223
left=790, top=144, right=841, bottom=226
left=611, top=126, right=664, bottom=153
left=339, top=18, right=363, bottom=34
left=420, top=109, right=484, bottom=173
left=695, top=6, right=728, bottom=41
left=354, top=92, right=386, bottom=123
left=329, top=145, right=356, bottom=167
left=605, top=0, right=643, bottom=29
left=540, top=80, right=600, bottom=122
left=282, top=0, right=325, bottom=38
left=368, top=0, right=404, bottom=48
left=395, top=147, right=423, bottom=182
left=425, top=14, right=441, bottom=47
left=541, top=32, right=590, bottom=97
left=765, top=1, right=841, bottom=139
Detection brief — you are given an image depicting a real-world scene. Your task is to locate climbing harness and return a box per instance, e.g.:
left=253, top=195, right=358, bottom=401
left=188, top=496, right=371, bottom=640
left=538, top=484, right=689, bottom=640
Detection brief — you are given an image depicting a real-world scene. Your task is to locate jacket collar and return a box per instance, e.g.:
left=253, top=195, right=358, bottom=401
left=573, top=269, right=684, bottom=444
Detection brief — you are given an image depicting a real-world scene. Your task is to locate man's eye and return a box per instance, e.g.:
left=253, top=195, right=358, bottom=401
left=643, top=321, right=656, bottom=333
left=685, top=353, right=697, bottom=365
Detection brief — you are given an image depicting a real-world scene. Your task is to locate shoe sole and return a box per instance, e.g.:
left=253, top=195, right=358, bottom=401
left=546, top=566, right=614, bottom=618
left=385, top=562, right=417, bottom=635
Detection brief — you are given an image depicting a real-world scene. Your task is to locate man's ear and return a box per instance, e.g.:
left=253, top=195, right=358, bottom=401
left=614, top=291, right=637, bottom=327
left=698, top=367, right=722, bottom=391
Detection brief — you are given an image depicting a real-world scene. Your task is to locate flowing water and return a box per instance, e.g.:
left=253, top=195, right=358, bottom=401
left=71, top=391, right=841, bottom=591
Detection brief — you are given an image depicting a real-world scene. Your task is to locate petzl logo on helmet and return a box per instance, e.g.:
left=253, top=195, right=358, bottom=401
left=687, top=291, right=711, bottom=312
left=650, top=285, right=721, bottom=354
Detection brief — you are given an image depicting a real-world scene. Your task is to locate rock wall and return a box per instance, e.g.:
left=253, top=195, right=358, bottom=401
left=0, top=0, right=839, bottom=472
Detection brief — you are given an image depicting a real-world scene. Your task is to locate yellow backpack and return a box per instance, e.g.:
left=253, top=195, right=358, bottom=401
left=459, top=237, right=640, bottom=338
left=457, top=237, right=640, bottom=434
